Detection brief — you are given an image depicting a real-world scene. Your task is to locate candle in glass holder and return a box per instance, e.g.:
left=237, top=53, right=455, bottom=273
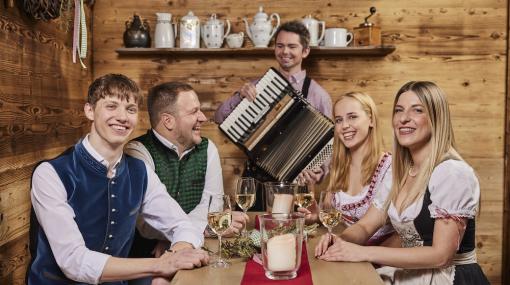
left=271, top=194, right=293, bottom=214
left=267, top=233, right=296, bottom=271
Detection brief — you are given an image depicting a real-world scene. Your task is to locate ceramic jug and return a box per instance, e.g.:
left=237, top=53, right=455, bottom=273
left=201, top=14, right=231, bottom=48
left=226, top=32, right=244, bottom=48
left=243, top=6, right=280, bottom=47
left=302, top=15, right=325, bottom=47
left=180, top=11, right=200, bottom=48
left=123, top=14, right=151, bottom=48
left=155, top=13, right=177, bottom=48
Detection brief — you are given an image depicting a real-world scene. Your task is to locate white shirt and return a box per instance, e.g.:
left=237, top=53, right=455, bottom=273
left=386, top=159, right=480, bottom=223
left=124, top=130, right=224, bottom=234
left=31, top=135, right=204, bottom=284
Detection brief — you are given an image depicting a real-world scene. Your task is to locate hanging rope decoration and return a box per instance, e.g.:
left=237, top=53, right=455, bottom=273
left=21, top=0, right=62, bottom=21
left=72, top=0, right=87, bottom=69
left=20, top=0, right=88, bottom=69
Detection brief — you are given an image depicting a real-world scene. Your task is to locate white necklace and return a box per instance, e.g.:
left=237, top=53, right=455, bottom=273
left=408, top=165, right=418, bottom=177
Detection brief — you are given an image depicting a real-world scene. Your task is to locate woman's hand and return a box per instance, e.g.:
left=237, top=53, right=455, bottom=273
left=223, top=211, right=249, bottom=237
left=297, top=168, right=324, bottom=185
left=318, top=237, right=367, bottom=263
left=297, top=200, right=319, bottom=225
left=314, top=232, right=338, bottom=257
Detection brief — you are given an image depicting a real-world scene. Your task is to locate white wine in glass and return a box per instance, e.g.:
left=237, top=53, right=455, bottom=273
left=318, top=191, right=342, bottom=235
left=294, top=185, right=314, bottom=208
left=236, top=193, right=255, bottom=211
left=235, top=177, right=256, bottom=237
left=208, top=194, right=232, bottom=268
left=207, top=211, right=232, bottom=236
left=295, top=193, right=314, bottom=208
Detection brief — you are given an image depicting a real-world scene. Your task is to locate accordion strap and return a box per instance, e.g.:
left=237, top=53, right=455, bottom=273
left=302, top=76, right=312, bottom=99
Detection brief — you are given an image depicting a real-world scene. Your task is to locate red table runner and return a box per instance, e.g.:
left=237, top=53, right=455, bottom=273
left=240, top=241, right=312, bottom=285
left=241, top=216, right=313, bottom=285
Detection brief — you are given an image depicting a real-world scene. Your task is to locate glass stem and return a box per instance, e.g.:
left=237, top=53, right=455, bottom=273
left=242, top=210, right=247, bottom=236
left=218, top=235, right=223, bottom=262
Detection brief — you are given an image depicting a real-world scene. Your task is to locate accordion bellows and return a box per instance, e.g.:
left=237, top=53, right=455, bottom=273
left=220, top=68, right=334, bottom=182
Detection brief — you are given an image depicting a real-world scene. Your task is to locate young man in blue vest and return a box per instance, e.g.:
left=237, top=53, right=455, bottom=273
left=28, top=74, right=208, bottom=285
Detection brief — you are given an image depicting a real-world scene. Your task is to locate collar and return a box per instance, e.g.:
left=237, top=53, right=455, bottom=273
left=152, top=129, right=196, bottom=159
left=82, top=134, right=122, bottom=175
left=285, top=69, right=307, bottom=85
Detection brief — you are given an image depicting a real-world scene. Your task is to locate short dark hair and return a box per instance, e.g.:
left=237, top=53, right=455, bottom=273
left=147, top=82, right=194, bottom=127
left=274, top=20, right=310, bottom=49
left=87, top=74, right=141, bottom=106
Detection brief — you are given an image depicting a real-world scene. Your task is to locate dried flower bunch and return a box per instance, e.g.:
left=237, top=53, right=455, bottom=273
left=21, top=0, right=62, bottom=21
left=203, top=224, right=319, bottom=259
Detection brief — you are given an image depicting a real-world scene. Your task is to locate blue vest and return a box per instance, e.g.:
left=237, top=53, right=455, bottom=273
left=27, top=141, right=148, bottom=285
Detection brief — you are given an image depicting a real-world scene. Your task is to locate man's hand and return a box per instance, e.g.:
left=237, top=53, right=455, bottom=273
left=151, top=277, right=171, bottom=285
left=152, top=240, right=171, bottom=258
left=153, top=248, right=209, bottom=277
left=223, top=211, right=249, bottom=237
left=169, top=241, right=194, bottom=252
left=239, top=83, right=257, bottom=101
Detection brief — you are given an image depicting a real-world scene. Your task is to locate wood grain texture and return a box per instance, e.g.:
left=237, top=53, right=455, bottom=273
left=0, top=235, right=29, bottom=285
left=503, top=2, right=510, bottom=284
left=0, top=1, right=92, bottom=282
left=93, top=1, right=505, bottom=284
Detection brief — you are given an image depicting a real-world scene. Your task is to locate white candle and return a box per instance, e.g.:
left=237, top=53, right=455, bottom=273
left=267, top=233, right=296, bottom=271
left=271, top=194, right=293, bottom=214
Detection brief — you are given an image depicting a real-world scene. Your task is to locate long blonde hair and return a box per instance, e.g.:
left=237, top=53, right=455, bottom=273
left=327, top=92, right=384, bottom=192
left=387, top=81, right=462, bottom=212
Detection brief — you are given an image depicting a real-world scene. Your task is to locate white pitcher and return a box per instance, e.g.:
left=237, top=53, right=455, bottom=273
left=302, top=15, right=325, bottom=47
left=180, top=11, right=200, bottom=48
left=243, top=6, right=280, bottom=48
left=154, top=13, right=177, bottom=48
left=201, top=14, right=231, bottom=48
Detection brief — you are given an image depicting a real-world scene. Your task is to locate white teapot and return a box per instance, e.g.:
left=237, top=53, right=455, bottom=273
left=154, top=12, right=177, bottom=48
left=302, top=15, right=325, bottom=47
left=243, top=6, right=280, bottom=48
left=201, top=14, right=231, bottom=48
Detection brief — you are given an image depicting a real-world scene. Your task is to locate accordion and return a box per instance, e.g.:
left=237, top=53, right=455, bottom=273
left=219, top=68, right=334, bottom=182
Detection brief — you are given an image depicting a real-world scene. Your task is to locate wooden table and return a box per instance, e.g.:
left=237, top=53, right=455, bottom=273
left=170, top=213, right=384, bottom=285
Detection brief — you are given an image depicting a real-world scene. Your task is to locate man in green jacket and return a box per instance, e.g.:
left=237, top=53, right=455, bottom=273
left=125, top=82, right=248, bottom=284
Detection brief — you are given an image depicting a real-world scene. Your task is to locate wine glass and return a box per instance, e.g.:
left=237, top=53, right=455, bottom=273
left=318, top=191, right=342, bottom=236
left=207, top=194, right=233, bottom=268
left=294, top=184, right=315, bottom=209
left=235, top=177, right=256, bottom=237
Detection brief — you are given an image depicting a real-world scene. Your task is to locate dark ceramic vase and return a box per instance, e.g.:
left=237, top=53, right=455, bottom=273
left=123, top=14, right=151, bottom=48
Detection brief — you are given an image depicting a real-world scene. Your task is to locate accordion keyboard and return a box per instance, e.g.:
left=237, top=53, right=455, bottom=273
left=219, top=68, right=334, bottom=182
left=219, top=68, right=291, bottom=143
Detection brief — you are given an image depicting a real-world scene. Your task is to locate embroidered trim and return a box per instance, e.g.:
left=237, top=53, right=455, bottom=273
left=429, top=206, right=476, bottom=219
left=432, top=207, right=468, bottom=250
left=340, top=152, right=390, bottom=212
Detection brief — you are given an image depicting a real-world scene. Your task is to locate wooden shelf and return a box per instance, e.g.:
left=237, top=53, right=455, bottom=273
left=115, top=45, right=396, bottom=57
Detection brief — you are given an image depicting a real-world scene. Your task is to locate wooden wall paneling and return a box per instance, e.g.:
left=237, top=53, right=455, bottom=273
left=93, top=1, right=505, bottom=283
left=0, top=1, right=92, bottom=281
left=0, top=235, right=29, bottom=285
left=503, top=0, right=510, bottom=283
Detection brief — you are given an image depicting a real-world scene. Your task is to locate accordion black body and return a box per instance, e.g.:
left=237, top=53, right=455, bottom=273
left=219, top=68, right=334, bottom=182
